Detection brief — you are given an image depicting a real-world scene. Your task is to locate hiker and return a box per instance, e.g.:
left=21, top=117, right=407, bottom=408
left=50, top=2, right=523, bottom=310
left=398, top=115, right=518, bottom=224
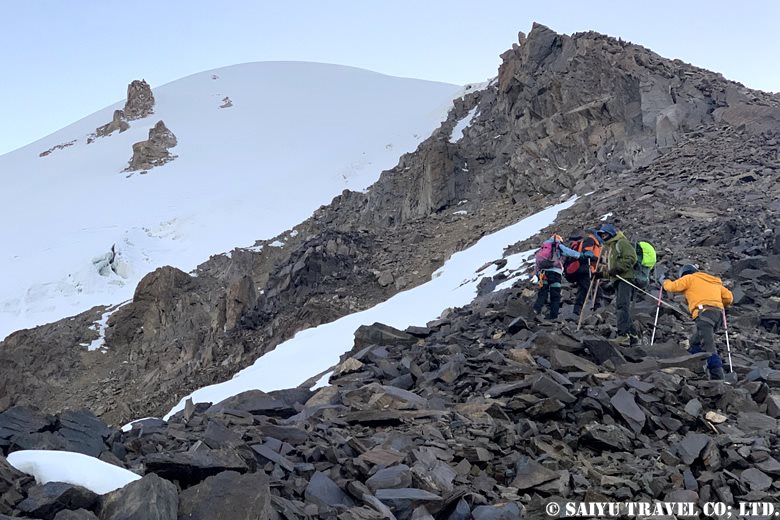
left=595, top=223, right=638, bottom=345
left=660, top=264, right=733, bottom=380
left=533, top=234, right=595, bottom=320
left=563, top=230, right=604, bottom=317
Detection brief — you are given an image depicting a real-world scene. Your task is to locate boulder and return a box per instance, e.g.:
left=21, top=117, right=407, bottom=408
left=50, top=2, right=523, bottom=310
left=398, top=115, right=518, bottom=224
left=580, top=424, right=633, bottom=451
left=740, top=468, right=773, bottom=492
left=366, top=465, right=413, bottom=492
left=548, top=348, right=600, bottom=374
left=202, top=420, right=244, bottom=449
left=354, top=323, right=417, bottom=349
left=531, top=375, right=575, bottom=404
left=251, top=444, right=295, bottom=472
left=99, top=473, right=177, bottom=520
left=16, top=482, right=97, bottom=520
left=207, top=390, right=295, bottom=418
left=344, top=383, right=428, bottom=411
left=178, top=471, right=271, bottom=520
left=737, top=412, right=778, bottom=432
left=304, top=471, right=354, bottom=509
left=676, top=432, right=710, bottom=465
left=10, top=431, right=68, bottom=452
left=582, top=338, right=626, bottom=366
left=144, top=448, right=248, bottom=487
left=0, top=406, right=52, bottom=440
left=610, top=388, right=646, bottom=433
left=511, top=458, right=559, bottom=490
left=57, top=409, right=113, bottom=457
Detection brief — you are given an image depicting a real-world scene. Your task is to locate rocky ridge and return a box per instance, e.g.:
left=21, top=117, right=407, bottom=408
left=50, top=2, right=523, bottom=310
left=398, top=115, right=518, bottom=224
left=2, top=23, right=779, bottom=430
left=1, top=282, right=779, bottom=517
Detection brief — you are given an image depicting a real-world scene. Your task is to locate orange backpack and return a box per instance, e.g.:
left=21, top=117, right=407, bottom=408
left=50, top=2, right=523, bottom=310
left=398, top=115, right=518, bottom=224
left=563, top=234, right=602, bottom=281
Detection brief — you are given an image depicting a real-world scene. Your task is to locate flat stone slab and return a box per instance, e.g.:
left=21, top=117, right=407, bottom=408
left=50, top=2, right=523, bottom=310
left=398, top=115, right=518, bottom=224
left=511, top=458, right=559, bottom=490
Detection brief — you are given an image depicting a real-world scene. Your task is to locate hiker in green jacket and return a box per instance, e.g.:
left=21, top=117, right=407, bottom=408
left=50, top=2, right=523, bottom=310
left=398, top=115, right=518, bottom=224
left=596, top=223, right=639, bottom=346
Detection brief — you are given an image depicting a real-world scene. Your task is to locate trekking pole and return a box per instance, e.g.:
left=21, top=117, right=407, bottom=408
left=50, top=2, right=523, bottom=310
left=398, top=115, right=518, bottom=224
left=615, top=275, right=688, bottom=317
left=722, top=308, right=734, bottom=373
left=577, top=253, right=602, bottom=330
left=650, top=286, right=663, bottom=345
left=590, top=249, right=604, bottom=313
left=591, top=279, right=601, bottom=311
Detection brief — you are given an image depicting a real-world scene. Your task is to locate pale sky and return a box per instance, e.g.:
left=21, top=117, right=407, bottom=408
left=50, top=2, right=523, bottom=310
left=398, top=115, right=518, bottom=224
left=1, top=1, right=778, bottom=156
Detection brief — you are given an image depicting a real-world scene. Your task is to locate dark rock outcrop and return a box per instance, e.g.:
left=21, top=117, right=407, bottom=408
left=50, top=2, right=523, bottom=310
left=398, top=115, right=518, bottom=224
left=123, top=80, right=155, bottom=120
left=125, top=120, right=177, bottom=172
left=39, top=140, right=77, bottom=158
left=91, top=110, right=129, bottom=141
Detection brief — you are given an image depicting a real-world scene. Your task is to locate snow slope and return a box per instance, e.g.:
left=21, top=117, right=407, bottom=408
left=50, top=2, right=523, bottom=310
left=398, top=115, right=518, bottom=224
left=165, top=196, right=576, bottom=419
left=0, top=62, right=461, bottom=340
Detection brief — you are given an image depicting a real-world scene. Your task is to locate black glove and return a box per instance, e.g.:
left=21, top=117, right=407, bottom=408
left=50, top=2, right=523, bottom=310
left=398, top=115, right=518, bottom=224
left=655, top=265, right=667, bottom=285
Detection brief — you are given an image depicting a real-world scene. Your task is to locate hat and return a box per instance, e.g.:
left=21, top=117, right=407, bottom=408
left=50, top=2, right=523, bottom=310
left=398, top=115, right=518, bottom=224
left=588, top=229, right=605, bottom=245
left=678, top=264, right=698, bottom=278
left=596, top=223, right=617, bottom=239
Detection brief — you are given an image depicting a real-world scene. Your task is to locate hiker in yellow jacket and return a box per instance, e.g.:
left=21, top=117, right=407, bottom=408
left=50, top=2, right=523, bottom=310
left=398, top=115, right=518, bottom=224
left=661, top=264, right=734, bottom=380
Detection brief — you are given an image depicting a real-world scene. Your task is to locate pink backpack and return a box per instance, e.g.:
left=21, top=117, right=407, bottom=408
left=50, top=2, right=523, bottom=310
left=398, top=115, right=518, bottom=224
left=535, top=241, right=558, bottom=270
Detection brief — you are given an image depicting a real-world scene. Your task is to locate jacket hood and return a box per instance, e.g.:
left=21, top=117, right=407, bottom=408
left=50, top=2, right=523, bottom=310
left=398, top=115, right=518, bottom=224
left=686, top=272, right=723, bottom=285
left=606, top=230, right=626, bottom=243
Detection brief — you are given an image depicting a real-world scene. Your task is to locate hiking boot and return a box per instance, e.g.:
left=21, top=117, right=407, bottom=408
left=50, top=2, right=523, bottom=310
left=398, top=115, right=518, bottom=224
left=612, top=334, right=640, bottom=347
left=688, top=344, right=703, bottom=355
left=612, top=335, right=632, bottom=346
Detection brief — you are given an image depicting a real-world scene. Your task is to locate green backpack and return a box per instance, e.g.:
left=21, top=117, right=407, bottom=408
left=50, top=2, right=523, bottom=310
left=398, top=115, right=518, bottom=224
left=634, top=241, right=657, bottom=288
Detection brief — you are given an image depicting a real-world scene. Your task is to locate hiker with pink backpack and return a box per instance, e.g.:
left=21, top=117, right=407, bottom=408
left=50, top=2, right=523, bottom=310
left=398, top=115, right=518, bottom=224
left=533, top=234, right=596, bottom=320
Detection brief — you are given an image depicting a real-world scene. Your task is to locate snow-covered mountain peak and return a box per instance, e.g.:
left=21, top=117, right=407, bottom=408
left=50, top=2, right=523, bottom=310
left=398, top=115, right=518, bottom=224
left=0, top=62, right=461, bottom=339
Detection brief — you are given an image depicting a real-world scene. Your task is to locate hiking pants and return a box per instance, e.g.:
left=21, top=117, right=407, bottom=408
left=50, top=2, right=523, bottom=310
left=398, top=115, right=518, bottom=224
left=534, top=271, right=562, bottom=319
left=572, top=272, right=591, bottom=314
left=615, top=279, right=635, bottom=336
left=689, top=308, right=724, bottom=374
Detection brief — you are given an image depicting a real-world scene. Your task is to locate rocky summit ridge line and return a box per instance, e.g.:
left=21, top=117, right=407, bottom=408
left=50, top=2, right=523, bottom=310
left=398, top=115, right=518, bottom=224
left=0, top=22, right=779, bottom=517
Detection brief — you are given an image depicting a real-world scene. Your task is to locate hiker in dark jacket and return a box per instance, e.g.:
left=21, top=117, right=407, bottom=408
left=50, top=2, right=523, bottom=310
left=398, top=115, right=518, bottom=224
left=533, top=234, right=595, bottom=320
left=563, top=230, right=604, bottom=318
left=596, top=223, right=638, bottom=345
left=661, top=264, right=734, bottom=380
